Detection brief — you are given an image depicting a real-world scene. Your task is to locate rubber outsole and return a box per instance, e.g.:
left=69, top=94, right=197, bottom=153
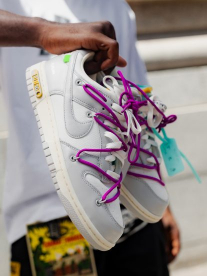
left=26, top=62, right=115, bottom=251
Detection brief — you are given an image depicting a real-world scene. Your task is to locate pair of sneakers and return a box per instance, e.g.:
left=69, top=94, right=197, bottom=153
left=26, top=50, right=176, bottom=251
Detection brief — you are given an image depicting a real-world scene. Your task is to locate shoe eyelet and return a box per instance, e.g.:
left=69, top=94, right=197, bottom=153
left=75, top=79, right=82, bottom=86
left=86, top=111, right=93, bottom=118
left=96, top=198, right=106, bottom=207
left=96, top=200, right=102, bottom=207
left=70, top=155, right=77, bottom=162
left=102, top=107, right=105, bottom=111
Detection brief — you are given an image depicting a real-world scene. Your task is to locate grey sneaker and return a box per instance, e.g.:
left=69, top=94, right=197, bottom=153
left=26, top=50, right=138, bottom=250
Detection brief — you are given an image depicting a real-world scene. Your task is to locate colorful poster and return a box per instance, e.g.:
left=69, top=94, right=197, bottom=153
left=26, top=217, right=97, bottom=276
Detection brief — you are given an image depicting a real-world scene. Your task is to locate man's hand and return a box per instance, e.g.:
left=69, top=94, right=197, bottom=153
left=40, top=21, right=127, bottom=74
left=161, top=207, right=181, bottom=263
left=0, top=10, right=126, bottom=74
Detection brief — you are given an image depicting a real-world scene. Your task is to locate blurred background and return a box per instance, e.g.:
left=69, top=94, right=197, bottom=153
left=1, top=0, right=207, bottom=275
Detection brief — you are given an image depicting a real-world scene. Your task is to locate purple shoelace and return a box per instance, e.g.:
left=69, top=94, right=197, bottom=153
left=75, top=70, right=177, bottom=205
left=75, top=73, right=141, bottom=204
left=116, top=72, right=177, bottom=186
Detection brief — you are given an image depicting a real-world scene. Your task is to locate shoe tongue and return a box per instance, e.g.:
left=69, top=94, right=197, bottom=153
left=92, top=72, right=120, bottom=103
left=109, top=69, right=154, bottom=99
left=82, top=51, right=153, bottom=103
left=81, top=52, right=119, bottom=103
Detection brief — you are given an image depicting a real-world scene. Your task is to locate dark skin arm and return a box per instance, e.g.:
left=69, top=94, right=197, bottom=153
left=162, top=206, right=181, bottom=263
left=0, top=9, right=126, bottom=74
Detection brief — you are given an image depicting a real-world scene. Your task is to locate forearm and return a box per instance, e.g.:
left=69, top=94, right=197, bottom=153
left=0, top=10, right=126, bottom=73
left=0, top=9, right=45, bottom=48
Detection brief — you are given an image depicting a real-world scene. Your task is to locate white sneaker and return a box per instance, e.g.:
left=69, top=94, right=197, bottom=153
left=26, top=50, right=140, bottom=250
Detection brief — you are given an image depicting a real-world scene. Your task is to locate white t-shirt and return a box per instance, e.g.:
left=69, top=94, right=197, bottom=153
left=0, top=0, right=148, bottom=244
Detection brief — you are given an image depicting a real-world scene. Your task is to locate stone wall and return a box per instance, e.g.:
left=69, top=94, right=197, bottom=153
left=128, top=0, right=207, bottom=37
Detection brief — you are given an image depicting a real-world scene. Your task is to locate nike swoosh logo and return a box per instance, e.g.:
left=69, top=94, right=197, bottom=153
left=65, top=97, right=94, bottom=138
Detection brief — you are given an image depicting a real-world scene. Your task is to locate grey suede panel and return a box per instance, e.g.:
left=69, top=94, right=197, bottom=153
left=60, top=142, right=123, bottom=243
left=123, top=174, right=169, bottom=217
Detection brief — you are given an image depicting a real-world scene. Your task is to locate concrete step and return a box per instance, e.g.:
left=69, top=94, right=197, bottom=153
left=157, top=109, right=207, bottom=179
left=128, top=0, right=207, bottom=37
left=137, top=35, right=207, bottom=70
left=167, top=174, right=207, bottom=271
left=147, top=66, right=207, bottom=108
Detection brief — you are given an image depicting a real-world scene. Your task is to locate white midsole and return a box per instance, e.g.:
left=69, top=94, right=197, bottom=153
left=27, top=62, right=114, bottom=250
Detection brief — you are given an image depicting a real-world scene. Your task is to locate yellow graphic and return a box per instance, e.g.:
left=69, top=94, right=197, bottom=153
left=27, top=217, right=97, bottom=276
left=32, top=70, right=43, bottom=98
left=10, top=262, right=21, bottom=276
left=28, top=219, right=89, bottom=263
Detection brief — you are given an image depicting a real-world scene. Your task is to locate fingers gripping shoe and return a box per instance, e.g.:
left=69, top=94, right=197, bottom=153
left=26, top=50, right=140, bottom=250
left=118, top=79, right=177, bottom=223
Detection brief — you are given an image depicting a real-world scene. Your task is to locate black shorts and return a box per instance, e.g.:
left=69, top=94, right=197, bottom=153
left=11, top=222, right=169, bottom=276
